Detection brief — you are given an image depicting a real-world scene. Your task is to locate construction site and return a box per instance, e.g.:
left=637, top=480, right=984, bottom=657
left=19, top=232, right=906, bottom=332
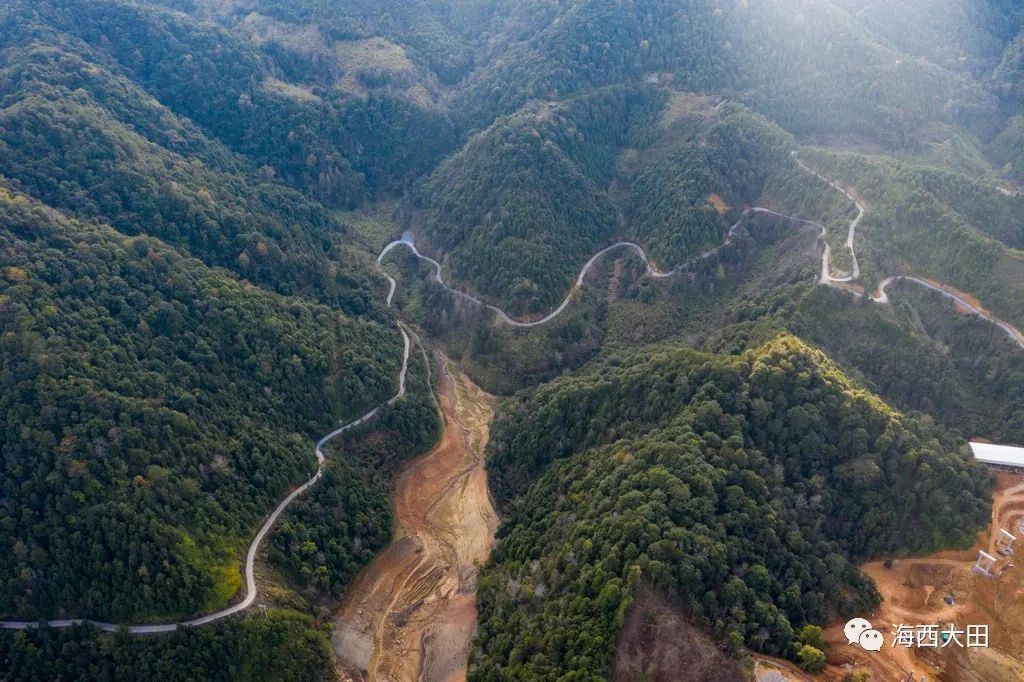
left=827, top=468, right=1024, bottom=682
left=754, top=463, right=1024, bottom=682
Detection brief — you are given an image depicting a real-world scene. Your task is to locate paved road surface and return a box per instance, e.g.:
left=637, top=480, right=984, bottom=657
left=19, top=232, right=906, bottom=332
left=378, top=154, right=1023, bottom=350
left=1, top=323, right=412, bottom=633
left=6, top=151, right=1021, bottom=635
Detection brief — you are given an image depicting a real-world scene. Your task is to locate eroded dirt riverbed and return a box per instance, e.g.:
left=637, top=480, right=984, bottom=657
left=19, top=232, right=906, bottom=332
left=333, top=357, right=498, bottom=682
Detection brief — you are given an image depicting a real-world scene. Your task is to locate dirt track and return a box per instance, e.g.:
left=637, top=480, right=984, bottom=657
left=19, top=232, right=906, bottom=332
left=333, top=358, right=498, bottom=682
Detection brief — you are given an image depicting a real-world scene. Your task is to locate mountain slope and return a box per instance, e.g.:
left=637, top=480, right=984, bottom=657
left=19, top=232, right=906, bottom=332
left=2, top=0, right=457, bottom=208
left=415, top=90, right=656, bottom=316
left=835, top=0, right=1024, bottom=75
left=800, top=148, right=1024, bottom=328
left=619, top=101, right=798, bottom=268
left=0, top=19, right=372, bottom=309
left=0, top=0, right=1022, bottom=678
left=474, top=335, right=989, bottom=678
left=0, top=184, right=401, bottom=620
left=415, top=91, right=807, bottom=315
left=453, top=0, right=729, bottom=126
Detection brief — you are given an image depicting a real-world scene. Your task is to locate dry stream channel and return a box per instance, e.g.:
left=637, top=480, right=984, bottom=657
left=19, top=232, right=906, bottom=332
left=333, top=358, right=498, bottom=682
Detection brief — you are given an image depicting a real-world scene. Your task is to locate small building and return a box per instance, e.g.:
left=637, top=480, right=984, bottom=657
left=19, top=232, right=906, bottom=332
left=970, top=442, right=1024, bottom=469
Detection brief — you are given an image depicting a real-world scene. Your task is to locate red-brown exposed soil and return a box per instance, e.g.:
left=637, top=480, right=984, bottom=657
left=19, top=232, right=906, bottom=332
left=612, top=586, right=746, bottom=682
left=709, top=192, right=732, bottom=215
left=822, top=472, right=1024, bottom=681
left=752, top=472, right=1024, bottom=681
left=333, top=359, right=498, bottom=682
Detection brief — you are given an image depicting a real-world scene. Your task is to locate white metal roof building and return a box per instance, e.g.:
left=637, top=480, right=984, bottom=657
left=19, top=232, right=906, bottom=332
left=970, top=442, right=1024, bottom=469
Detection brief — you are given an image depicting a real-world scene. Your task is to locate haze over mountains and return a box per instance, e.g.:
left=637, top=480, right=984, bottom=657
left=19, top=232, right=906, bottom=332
left=2, top=0, right=1024, bottom=680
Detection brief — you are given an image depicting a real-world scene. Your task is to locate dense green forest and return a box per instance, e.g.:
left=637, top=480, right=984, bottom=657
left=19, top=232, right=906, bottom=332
left=789, top=286, right=1024, bottom=444
left=0, top=0, right=459, bottom=634
left=445, top=0, right=1004, bottom=152
left=838, top=0, right=1023, bottom=76
left=0, top=11, right=369, bottom=310
left=0, top=611, right=333, bottom=681
left=9, top=0, right=1013, bottom=316
left=3, top=0, right=1024, bottom=678
left=473, top=336, right=990, bottom=679
left=0, top=185, right=401, bottom=619
left=269, top=339, right=441, bottom=595
left=415, top=89, right=655, bottom=316
left=3, top=0, right=458, bottom=210
left=416, top=92, right=812, bottom=314
left=621, top=104, right=798, bottom=268
left=452, top=0, right=730, bottom=126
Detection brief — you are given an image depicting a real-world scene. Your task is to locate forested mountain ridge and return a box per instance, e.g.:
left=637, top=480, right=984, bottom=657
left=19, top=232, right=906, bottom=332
left=621, top=102, right=799, bottom=268
left=401, top=0, right=1022, bottom=313
left=834, top=0, right=1024, bottom=76
left=788, top=285, right=1024, bottom=446
left=0, top=0, right=461, bottom=641
left=446, top=0, right=996, bottom=149
left=414, top=89, right=649, bottom=316
left=0, top=183, right=403, bottom=620
left=0, top=6, right=377, bottom=310
left=2, top=0, right=458, bottom=209
left=451, top=0, right=730, bottom=127
left=415, top=91, right=809, bottom=315
left=68, top=0, right=1022, bottom=316
left=2, top=0, right=1024, bottom=678
left=474, top=335, right=990, bottom=679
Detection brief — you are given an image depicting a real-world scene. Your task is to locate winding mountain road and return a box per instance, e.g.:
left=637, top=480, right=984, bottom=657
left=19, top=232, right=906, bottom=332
left=378, top=215, right=748, bottom=329
left=791, top=154, right=862, bottom=282
left=5, top=149, right=1021, bottom=638
left=1, top=323, right=412, bottom=634
left=792, top=155, right=1023, bottom=349
left=378, top=154, right=1024, bottom=350
left=875, top=276, right=1024, bottom=348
